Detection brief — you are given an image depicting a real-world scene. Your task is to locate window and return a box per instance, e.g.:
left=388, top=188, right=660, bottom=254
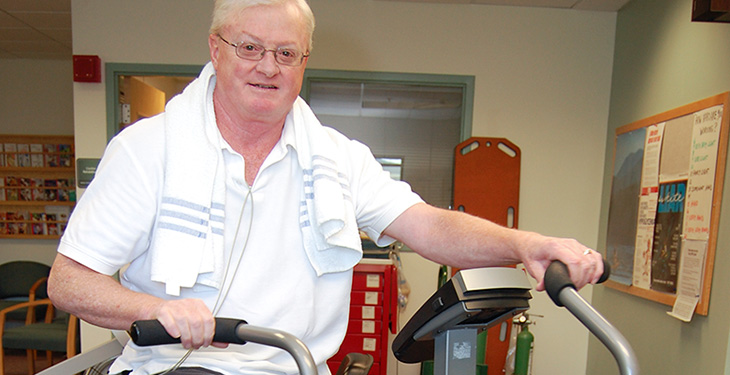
left=376, top=157, right=404, bottom=181
left=303, top=71, right=474, bottom=209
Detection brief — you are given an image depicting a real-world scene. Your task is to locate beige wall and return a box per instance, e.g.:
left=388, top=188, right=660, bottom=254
left=0, top=59, right=74, bottom=136
left=0, top=59, right=74, bottom=266
left=592, top=0, right=730, bottom=374
left=0, top=0, right=618, bottom=373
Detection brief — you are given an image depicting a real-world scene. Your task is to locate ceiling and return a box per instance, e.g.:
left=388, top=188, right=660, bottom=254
left=375, top=0, right=631, bottom=11
left=0, top=0, right=631, bottom=60
left=0, top=0, right=71, bottom=59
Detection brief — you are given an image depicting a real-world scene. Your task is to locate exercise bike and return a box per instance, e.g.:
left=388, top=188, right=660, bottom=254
left=38, top=260, right=638, bottom=375
left=391, top=260, right=638, bottom=375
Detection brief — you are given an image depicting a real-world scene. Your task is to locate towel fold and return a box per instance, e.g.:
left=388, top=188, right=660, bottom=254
left=149, top=62, right=226, bottom=296
left=292, top=97, right=363, bottom=276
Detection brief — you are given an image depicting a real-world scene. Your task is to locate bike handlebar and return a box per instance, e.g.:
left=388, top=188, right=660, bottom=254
left=129, top=318, right=318, bottom=375
left=544, top=258, right=610, bottom=306
left=544, top=259, right=639, bottom=375
left=130, top=317, right=247, bottom=346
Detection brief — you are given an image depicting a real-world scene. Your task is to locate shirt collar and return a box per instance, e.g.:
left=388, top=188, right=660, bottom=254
left=212, top=108, right=300, bottom=163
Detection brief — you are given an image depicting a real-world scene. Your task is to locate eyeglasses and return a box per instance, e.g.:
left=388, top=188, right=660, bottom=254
left=217, top=34, right=309, bottom=67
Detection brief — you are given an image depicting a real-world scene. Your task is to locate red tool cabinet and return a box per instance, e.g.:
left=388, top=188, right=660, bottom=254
left=328, top=262, right=398, bottom=375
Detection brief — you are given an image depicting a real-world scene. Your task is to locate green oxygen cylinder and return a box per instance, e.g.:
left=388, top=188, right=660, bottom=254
left=437, top=265, right=449, bottom=288
left=513, top=322, right=533, bottom=375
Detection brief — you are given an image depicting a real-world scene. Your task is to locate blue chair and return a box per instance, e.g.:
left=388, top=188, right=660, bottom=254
left=0, top=295, right=79, bottom=375
left=0, top=261, right=51, bottom=324
left=0, top=262, right=79, bottom=375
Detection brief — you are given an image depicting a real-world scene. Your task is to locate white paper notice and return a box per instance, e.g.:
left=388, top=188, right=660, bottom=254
left=632, top=195, right=657, bottom=289
left=667, top=239, right=707, bottom=322
left=641, top=123, right=665, bottom=189
left=632, top=123, right=664, bottom=289
left=684, top=105, right=723, bottom=240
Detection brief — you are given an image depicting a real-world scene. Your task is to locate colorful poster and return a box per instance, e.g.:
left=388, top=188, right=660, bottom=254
left=651, top=180, right=686, bottom=293
left=633, top=195, right=657, bottom=289
left=632, top=123, right=664, bottom=289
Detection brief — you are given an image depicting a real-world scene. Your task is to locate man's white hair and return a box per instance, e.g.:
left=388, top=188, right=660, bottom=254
left=209, top=0, right=315, bottom=51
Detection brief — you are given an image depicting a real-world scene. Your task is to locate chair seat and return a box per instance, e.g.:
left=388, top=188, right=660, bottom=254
left=0, top=263, right=73, bottom=375
left=3, top=322, right=70, bottom=352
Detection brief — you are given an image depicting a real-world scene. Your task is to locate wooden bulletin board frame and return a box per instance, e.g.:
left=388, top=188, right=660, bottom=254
left=604, top=92, right=729, bottom=316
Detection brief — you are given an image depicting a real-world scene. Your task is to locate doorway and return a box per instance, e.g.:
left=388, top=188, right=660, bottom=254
left=105, top=63, right=202, bottom=140
left=117, top=75, right=195, bottom=130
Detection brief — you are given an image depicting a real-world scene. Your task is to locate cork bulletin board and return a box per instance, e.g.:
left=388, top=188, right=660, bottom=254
left=604, top=92, right=729, bottom=317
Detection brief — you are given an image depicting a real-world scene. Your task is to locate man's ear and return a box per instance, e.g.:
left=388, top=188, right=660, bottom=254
left=209, top=34, right=220, bottom=68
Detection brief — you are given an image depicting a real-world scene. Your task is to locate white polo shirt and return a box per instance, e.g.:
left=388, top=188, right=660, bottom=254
left=58, top=104, right=422, bottom=375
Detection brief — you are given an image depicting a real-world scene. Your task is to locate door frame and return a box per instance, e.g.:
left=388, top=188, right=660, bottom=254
left=104, top=63, right=203, bottom=142
left=106, top=64, right=475, bottom=142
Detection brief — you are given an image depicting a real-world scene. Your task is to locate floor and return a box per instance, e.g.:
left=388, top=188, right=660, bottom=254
left=2, top=349, right=69, bottom=375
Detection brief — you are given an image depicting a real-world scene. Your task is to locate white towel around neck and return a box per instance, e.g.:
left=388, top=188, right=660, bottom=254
left=291, top=97, right=363, bottom=276
left=148, top=64, right=362, bottom=296
left=148, top=62, right=226, bottom=296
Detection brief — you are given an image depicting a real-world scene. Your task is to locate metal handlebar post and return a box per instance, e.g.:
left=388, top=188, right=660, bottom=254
left=559, top=287, right=639, bottom=375
left=235, top=324, right=318, bottom=375
left=545, top=260, right=639, bottom=375
left=129, top=318, right=318, bottom=375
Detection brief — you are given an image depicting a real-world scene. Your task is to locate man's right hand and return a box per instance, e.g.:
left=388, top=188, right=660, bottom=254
left=153, top=299, right=222, bottom=349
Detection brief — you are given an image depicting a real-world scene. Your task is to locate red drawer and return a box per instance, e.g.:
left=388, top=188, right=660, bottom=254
left=327, top=358, right=381, bottom=375
left=351, top=290, right=382, bottom=305
left=368, top=362, right=381, bottom=375
left=349, top=305, right=383, bottom=320
left=352, top=272, right=384, bottom=291
left=332, top=334, right=381, bottom=361
left=346, top=319, right=382, bottom=334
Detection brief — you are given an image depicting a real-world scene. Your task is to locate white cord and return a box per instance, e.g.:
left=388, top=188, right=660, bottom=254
left=160, top=185, right=255, bottom=374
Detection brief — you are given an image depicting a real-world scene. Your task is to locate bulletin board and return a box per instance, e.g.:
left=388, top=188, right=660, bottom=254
left=604, top=92, right=729, bottom=317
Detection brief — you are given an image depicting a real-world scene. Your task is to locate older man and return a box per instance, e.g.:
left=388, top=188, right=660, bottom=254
left=48, top=0, right=603, bottom=374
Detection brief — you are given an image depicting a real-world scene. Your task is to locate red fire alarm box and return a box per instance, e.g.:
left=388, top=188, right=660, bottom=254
left=73, top=55, right=101, bottom=82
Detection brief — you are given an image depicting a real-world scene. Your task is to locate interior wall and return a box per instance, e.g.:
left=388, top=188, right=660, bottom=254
left=0, top=59, right=74, bottom=136
left=591, top=0, right=730, bottom=374
left=307, top=3, right=616, bottom=375
left=0, top=58, right=74, bottom=266
left=69, top=0, right=616, bottom=373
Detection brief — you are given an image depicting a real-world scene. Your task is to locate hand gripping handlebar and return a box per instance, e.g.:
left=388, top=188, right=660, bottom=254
left=129, top=318, right=318, bottom=375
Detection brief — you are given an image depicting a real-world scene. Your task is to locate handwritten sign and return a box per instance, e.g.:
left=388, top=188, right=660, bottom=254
left=684, top=105, right=723, bottom=240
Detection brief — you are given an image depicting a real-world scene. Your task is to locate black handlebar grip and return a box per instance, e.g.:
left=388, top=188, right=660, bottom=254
left=598, top=258, right=611, bottom=284
left=129, top=317, right=248, bottom=346
left=545, top=259, right=611, bottom=307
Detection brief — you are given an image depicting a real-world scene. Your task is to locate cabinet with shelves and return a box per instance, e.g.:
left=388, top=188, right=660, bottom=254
left=327, top=261, right=398, bottom=375
left=0, top=135, right=75, bottom=239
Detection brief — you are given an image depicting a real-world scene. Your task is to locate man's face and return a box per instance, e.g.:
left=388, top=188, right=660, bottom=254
left=209, top=3, right=309, bottom=125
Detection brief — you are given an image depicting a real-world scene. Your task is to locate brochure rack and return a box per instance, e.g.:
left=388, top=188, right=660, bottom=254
left=0, top=134, right=75, bottom=239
